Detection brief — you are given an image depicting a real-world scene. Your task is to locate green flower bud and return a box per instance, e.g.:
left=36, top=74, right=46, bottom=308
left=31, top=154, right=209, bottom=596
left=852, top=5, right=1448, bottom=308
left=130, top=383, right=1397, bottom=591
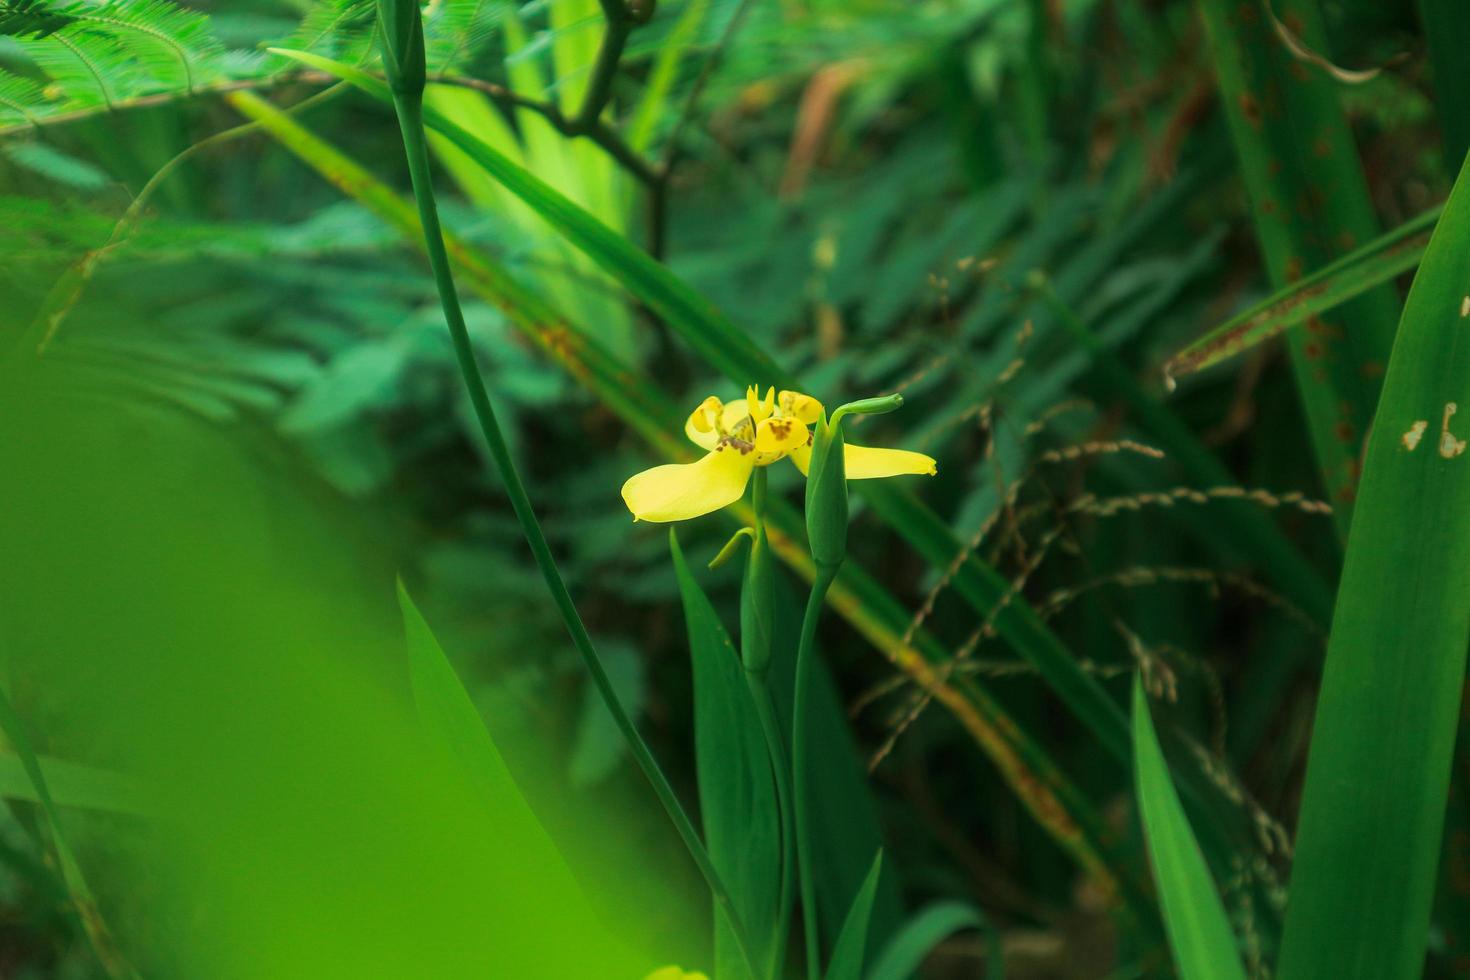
left=830, top=392, right=904, bottom=424
left=740, top=526, right=775, bottom=676
left=376, top=0, right=426, bottom=96
left=804, top=412, right=848, bottom=570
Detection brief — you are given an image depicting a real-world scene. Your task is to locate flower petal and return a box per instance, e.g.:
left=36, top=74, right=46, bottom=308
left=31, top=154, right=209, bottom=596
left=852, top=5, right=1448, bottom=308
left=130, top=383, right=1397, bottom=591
left=684, top=395, right=724, bottom=450
left=779, top=389, right=824, bottom=424
left=755, top=415, right=808, bottom=456
left=684, top=397, right=757, bottom=450
left=787, top=441, right=937, bottom=479
left=621, top=445, right=755, bottom=522
left=746, top=385, right=776, bottom=423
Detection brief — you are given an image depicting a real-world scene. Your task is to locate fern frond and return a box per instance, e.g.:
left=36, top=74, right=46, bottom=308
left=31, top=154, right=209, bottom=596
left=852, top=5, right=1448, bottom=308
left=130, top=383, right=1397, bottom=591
left=0, top=0, right=225, bottom=92
left=0, top=71, right=50, bottom=126
left=70, top=0, right=224, bottom=90
left=427, top=0, right=507, bottom=72
left=0, top=0, right=70, bottom=36
left=272, top=0, right=376, bottom=65
left=20, top=28, right=143, bottom=108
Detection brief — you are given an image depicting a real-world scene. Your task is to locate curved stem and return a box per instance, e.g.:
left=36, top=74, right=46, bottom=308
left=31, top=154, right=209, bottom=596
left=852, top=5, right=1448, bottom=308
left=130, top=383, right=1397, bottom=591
left=793, top=563, right=839, bottom=980
left=386, top=91, right=760, bottom=979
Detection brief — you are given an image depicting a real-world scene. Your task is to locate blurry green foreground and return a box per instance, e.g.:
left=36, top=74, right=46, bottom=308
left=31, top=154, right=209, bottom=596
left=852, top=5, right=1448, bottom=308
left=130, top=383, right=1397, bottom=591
left=0, top=358, right=667, bottom=978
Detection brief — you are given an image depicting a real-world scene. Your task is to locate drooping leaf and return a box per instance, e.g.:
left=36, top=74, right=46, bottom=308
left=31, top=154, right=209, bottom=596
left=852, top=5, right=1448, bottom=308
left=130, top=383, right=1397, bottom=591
left=1163, top=205, right=1440, bottom=382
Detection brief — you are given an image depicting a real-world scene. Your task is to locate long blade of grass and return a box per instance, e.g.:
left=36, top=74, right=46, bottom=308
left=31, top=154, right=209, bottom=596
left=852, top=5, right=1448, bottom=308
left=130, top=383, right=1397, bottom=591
left=670, top=533, right=782, bottom=980
left=1132, top=676, right=1247, bottom=980
left=1274, top=145, right=1470, bottom=980
left=1195, top=0, right=1403, bottom=536
left=1164, top=205, right=1441, bottom=382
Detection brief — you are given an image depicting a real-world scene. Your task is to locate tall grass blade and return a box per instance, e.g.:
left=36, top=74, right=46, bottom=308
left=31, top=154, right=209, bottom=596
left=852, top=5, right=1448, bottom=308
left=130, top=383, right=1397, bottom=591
left=1132, top=677, right=1247, bottom=980
left=1274, top=150, right=1470, bottom=980
left=1164, top=206, right=1440, bottom=381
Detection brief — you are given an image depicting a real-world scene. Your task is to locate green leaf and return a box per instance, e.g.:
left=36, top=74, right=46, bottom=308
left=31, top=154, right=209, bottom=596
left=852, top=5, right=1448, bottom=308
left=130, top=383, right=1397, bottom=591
left=824, top=851, right=882, bottom=980
left=1163, top=206, right=1440, bottom=382
left=866, top=901, right=999, bottom=980
left=1274, top=141, right=1470, bottom=980
left=670, top=531, right=780, bottom=980
left=1131, top=676, right=1246, bottom=980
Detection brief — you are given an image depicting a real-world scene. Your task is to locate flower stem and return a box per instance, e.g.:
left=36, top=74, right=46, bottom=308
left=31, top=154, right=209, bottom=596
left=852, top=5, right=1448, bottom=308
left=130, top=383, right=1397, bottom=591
left=384, top=90, right=759, bottom=979
left=793, top=562, right=840, bottom=980
left=745, top=468, right=792, bottom=980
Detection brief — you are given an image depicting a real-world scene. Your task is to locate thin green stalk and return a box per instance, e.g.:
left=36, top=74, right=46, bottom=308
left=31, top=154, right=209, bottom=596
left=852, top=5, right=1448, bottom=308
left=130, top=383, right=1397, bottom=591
left=793, top=565, right=839, bottom=980
left=384, top=91, right=759, bottom=977
left=748, top=676, right=795, bottom=980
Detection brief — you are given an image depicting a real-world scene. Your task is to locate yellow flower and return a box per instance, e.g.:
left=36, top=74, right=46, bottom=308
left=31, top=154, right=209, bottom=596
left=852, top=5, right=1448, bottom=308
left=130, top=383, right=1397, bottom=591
left=643, top=969, right=708, bottom=980
left=621, top=387, right=937, bottom=523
